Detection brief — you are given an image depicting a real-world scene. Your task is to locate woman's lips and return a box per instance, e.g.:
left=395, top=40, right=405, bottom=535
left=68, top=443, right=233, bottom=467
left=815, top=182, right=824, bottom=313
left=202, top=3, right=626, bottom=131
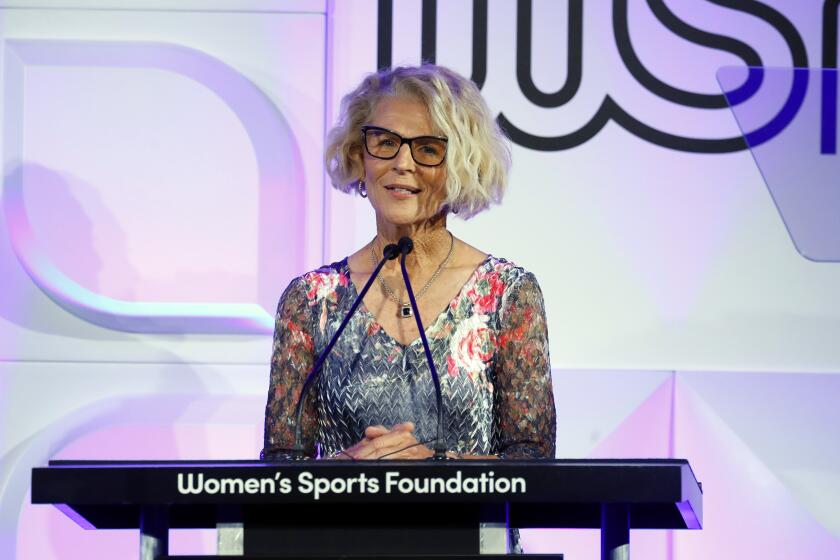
left=385, top=185, right=420, bottom=199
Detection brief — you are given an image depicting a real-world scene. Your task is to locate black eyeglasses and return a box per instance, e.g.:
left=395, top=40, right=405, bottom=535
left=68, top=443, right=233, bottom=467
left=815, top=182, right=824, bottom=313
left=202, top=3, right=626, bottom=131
left=361, top=126, right=448, bottom=167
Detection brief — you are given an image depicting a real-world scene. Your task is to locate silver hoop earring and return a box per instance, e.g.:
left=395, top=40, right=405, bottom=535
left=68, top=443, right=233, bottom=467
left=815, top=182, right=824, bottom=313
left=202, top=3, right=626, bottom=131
left=357, top=179, right=367, bottom=198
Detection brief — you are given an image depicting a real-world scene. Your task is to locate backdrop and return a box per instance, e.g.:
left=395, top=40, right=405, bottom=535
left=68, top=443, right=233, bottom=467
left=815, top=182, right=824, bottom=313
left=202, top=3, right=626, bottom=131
left=1, top=0, right=838, bottom=558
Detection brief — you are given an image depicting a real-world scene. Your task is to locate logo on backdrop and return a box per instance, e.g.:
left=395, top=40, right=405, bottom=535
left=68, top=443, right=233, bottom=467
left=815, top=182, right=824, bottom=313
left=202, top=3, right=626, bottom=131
left=376, top=0, right=839, bottom=155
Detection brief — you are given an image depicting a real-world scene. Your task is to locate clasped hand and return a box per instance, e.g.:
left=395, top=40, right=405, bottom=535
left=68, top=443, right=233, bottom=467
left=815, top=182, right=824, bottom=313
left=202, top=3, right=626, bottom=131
left=332, top=422, right=434, bottom=460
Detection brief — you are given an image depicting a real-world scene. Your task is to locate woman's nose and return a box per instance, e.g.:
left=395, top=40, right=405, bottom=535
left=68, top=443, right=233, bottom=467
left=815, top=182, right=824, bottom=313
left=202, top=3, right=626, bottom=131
left=392, top=143, right=416, bottom=171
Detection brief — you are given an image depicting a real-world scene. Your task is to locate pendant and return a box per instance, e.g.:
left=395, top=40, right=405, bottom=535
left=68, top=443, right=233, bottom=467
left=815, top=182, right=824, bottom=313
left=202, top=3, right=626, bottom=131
left=399, top=303, right=413, bottom=318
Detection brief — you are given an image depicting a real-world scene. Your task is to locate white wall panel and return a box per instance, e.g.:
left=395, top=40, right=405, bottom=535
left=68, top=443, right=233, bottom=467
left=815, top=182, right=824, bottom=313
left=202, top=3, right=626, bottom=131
left=0, top=361, right=268, bottom=559
left=0, top=0, right=325, bottom=11
left=326, top=0, right=840, bottom=372
left=0, top=6, right=326, bottom=362
left=1, top=2, right=839, bottom=559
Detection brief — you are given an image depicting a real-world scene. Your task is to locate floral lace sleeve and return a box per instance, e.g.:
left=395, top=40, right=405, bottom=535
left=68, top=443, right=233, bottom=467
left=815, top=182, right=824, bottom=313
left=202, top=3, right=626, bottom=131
left=495, top=272, right=556, bottom=459
left=261, top=278, right=318, bottom=460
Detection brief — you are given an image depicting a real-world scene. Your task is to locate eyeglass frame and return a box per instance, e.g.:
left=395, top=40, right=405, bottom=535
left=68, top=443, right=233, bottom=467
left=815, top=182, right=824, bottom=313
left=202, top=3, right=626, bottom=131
left=360, top=125, right=448, bottom=167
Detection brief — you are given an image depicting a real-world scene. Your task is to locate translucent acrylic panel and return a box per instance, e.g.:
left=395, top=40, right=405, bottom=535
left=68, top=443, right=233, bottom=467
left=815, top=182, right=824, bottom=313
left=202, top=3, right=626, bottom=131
left=718, top=67, right=839, bottom=262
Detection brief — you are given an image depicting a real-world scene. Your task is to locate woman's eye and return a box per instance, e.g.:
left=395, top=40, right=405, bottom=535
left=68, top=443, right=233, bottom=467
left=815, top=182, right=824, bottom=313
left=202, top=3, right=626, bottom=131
left=420, top=145, right=440, bottom=155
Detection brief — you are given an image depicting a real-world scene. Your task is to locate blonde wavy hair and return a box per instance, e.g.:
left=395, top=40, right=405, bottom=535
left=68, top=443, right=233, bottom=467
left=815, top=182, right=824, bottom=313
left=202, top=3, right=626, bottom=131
left=325, top=64, right=511, bottom=219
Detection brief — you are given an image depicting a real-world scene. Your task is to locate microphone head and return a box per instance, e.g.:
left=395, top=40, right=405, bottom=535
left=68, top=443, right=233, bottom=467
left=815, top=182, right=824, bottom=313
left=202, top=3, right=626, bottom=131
left=382, top=243, right=400, bottom=260
left=398, top=237, right=414, bottom=256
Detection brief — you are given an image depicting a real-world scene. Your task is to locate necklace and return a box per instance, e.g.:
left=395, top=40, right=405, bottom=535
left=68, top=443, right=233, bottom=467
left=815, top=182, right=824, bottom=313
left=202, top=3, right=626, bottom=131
left=369, top=231, right=455, bottom=319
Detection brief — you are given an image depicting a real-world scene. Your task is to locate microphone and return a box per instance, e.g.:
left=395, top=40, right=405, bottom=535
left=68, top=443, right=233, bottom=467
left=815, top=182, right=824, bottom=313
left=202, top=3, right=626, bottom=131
left=288, top=242, right=400, bottom=459
left=397, top=236, right=449, bottom=460
left=398, top=236, right=413, bottom=256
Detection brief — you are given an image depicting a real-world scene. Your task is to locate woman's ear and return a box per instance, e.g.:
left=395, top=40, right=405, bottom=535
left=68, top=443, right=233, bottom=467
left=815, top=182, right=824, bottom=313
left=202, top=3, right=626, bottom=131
left=349, top=143, right=364, bottom=177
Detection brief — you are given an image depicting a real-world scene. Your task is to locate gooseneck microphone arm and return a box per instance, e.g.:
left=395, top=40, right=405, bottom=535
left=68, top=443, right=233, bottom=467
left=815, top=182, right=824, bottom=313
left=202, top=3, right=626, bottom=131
left=289, top=243, right=400, bottom=459
left=397, top=237, right=449, bottom=460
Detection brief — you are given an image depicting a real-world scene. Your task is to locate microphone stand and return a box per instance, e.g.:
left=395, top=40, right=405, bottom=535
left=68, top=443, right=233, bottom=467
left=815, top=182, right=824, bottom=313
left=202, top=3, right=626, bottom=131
left=289, top=243, right=400, bottom=459
left=397, top=237, right=449, bottom=460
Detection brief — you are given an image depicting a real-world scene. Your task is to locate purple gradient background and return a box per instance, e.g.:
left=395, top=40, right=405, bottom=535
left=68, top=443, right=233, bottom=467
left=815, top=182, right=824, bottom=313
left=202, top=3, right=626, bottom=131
left=3, top=40, right=306, bottom=334
left=719, top=67, right=840, bottom=261
left=1, top=1, right=839, bottom=559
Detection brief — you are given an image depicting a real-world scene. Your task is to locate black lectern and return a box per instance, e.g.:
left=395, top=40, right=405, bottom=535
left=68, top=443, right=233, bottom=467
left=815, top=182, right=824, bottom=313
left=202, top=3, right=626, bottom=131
left=31, top=458, right=702, bottom=559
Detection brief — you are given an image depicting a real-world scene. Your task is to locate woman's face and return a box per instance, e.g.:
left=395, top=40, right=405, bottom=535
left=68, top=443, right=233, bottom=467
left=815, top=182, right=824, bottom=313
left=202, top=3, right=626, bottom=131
left=360, top=96, right=448, bottom=229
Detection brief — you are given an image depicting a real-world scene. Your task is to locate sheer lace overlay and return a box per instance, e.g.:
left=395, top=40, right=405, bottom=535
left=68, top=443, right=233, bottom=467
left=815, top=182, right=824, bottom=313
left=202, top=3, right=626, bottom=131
left=262, top=256, right=556, bottom=461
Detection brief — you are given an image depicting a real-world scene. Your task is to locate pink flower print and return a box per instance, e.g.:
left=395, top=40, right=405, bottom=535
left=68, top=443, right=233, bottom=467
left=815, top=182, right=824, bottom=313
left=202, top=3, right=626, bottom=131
left=446, top=355, right=458, bottom=377
left=487, top=272, right=505, bottom=296
left=447, top=314, right=494, bottom=380
left=319, top=301, right=328, bottom=333
left=469, top=271, right=505, bottom=314
left=303, top=271, right=342, bottom=304
left=367, top=322, right=381, bottom=337
left=473, top=293, right=496, bottom=314
left=284, top=319, right=314, bottom=353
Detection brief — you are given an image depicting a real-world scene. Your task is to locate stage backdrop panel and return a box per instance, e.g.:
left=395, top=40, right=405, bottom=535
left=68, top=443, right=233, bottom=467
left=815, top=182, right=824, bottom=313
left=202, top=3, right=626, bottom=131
left=0, top=1, right=326, bottom=363
left=1, top=1, right=839, bottom=559
left=0, top=1, right=328, bottom=558
left=327, top=0, right=840, bottom=372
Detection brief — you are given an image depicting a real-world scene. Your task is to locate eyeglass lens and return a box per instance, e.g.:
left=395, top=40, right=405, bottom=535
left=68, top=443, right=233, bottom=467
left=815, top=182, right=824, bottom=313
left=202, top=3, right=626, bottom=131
left=364, top=129, right=446, bottom=166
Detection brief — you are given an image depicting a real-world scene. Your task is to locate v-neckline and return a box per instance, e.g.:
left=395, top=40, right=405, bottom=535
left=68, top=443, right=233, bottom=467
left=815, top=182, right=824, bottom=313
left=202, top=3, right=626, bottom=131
left=344, top=255, right=492, bottom=349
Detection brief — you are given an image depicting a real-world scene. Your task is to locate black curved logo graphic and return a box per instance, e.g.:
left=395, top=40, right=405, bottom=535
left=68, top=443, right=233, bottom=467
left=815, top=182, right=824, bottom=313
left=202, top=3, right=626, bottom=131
left=376, top=0, right=831, bottom=154
left=823, top=0, right=839, bottom=153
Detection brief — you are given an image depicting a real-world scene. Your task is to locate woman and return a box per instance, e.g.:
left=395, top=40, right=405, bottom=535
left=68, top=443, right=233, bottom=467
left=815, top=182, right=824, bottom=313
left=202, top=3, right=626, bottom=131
left=262, top=64, right=555, bottom=461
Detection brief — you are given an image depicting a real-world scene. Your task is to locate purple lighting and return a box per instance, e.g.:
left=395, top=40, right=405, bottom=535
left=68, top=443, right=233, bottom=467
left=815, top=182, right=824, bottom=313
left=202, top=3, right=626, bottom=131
left=3, top=40, right=307, bottom=333
left=719, top=66, right=840, bottom=262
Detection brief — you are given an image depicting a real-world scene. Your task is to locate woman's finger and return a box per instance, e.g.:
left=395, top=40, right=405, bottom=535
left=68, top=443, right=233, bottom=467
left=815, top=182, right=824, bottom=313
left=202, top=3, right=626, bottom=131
left=341, top=422, right=420, bottom=460
left=371, top=429, right=418, bottom=450
left=352, top=431, right=417, bottom=459
left=375, top=442, right=434, bottom=460
left=364, top=421, right=413, bottom=439
left=364, top=424, right=390, bottom=439
left=390, top=421, right=415, bottom=432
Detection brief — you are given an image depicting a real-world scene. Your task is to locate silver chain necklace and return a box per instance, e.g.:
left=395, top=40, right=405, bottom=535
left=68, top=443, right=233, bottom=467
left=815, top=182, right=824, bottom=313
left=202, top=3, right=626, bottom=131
left=369, top=231, right=455, bottom=319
